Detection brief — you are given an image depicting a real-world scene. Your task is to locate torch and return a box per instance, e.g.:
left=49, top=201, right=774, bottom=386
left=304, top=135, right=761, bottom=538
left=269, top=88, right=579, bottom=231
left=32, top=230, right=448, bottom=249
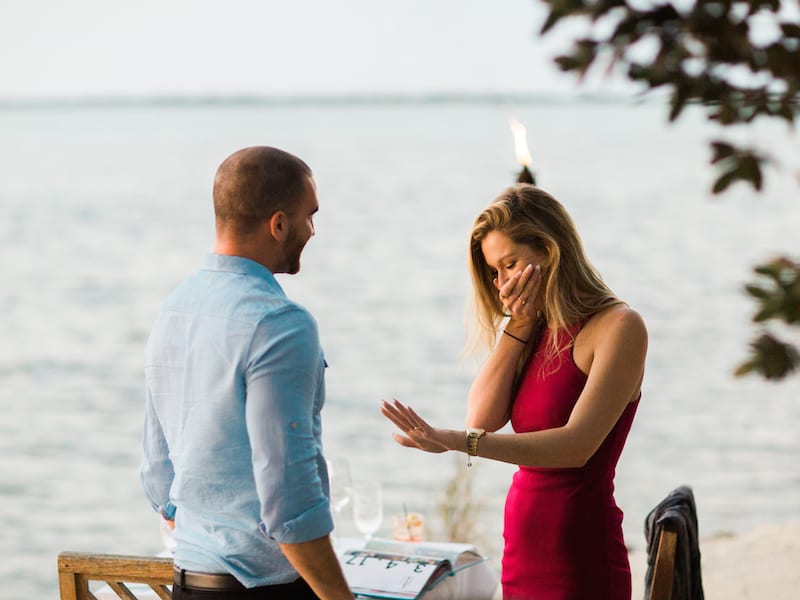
left=509, top=117, right=536, bottom=185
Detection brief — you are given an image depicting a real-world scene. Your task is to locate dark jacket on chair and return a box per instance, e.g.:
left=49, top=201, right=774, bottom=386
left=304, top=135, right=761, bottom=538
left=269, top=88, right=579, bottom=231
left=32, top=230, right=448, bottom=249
left=644, top=485, right=705, bottom=600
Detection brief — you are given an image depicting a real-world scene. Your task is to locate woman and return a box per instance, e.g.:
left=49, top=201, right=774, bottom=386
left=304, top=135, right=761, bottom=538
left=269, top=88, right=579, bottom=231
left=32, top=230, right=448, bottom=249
left=381, top=184, right=646, bottom=600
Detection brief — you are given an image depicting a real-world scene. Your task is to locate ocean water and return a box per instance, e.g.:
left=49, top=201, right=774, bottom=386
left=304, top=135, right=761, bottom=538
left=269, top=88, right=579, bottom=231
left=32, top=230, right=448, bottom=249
left=1, top=99, right=798, bottom=599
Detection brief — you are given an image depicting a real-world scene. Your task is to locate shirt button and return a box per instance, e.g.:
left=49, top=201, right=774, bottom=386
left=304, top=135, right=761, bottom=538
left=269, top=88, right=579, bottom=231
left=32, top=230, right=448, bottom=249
left=289, top=421, right=297, bottom=430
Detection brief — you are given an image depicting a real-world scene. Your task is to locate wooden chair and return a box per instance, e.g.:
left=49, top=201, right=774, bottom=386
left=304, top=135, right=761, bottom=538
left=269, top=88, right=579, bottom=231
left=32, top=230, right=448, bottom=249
left=57, top=552, right=173, bottom=600
left=648, top=524, right=678, bottom=600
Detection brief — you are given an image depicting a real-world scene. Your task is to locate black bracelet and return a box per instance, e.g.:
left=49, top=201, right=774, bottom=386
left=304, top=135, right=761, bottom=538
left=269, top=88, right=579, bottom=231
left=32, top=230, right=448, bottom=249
left=503, top=330, right=528, bottom=345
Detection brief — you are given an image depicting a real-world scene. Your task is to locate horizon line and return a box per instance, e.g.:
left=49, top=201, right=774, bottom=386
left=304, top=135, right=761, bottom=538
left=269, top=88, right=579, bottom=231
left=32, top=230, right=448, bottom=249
left=0, top=90, right=662, bottom=110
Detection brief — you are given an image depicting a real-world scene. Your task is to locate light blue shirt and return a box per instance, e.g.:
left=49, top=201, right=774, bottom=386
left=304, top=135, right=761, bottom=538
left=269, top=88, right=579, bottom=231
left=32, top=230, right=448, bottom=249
left=141, top=253, right=333, bottom=587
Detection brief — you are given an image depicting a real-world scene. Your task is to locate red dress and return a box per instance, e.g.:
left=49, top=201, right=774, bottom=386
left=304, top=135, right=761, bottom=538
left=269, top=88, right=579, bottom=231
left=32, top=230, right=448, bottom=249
left=501, top=323, right=639, bottom=600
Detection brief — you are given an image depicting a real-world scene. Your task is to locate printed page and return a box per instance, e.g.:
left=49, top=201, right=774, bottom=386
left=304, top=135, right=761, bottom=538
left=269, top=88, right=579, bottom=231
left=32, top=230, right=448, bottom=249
left=364, top=538, right=483, bottom=568
left=340, top=550, right=448, bottom=599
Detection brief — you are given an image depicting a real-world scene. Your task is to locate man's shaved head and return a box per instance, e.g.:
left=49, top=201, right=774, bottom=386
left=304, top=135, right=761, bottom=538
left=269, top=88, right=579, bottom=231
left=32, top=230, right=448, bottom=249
left=213, top=146, right=312, bottom=235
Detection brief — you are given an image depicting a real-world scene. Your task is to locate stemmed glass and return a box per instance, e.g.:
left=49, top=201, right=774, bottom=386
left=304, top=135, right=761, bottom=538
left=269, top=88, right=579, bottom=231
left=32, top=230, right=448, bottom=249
left=326, top=458, right=352, bottom=533
left=351, top=481, right=383, bottom=541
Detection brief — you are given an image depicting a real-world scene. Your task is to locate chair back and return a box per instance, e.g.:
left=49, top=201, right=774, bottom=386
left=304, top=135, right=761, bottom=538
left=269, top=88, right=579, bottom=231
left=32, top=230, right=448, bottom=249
left=57, top=552, right=173, bottom=600
left=648, top=525, right=678, bottom=600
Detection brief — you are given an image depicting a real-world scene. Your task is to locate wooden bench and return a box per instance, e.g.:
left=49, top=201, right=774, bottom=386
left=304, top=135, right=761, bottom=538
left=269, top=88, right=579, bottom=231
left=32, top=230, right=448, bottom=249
left=57, top=552, right=173, bottom=600
left=648, top=525, right=678, bottom=600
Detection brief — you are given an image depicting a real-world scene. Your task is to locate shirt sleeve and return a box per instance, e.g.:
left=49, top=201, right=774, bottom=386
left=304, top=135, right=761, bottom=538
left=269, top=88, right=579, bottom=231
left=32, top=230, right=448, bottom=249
left=140, top=384, right=177, bottom=521
left=246, top=305, right=333, bottom=544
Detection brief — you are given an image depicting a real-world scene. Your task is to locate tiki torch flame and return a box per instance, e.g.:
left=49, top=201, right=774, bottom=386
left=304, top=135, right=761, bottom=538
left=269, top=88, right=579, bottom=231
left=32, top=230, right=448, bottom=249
left=509, top=117, right=535, bottom=184
left=509, top=117, right=532, bottom=167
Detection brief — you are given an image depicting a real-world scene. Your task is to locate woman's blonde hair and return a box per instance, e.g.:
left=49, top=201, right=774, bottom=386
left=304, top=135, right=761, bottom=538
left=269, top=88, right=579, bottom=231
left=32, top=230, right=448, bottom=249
left=467, top=184, right=620, bottom=380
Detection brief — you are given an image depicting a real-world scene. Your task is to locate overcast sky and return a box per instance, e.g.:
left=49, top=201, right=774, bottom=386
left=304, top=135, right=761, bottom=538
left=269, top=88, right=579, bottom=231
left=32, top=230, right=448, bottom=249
left=0, top=0, right=631, bottom=99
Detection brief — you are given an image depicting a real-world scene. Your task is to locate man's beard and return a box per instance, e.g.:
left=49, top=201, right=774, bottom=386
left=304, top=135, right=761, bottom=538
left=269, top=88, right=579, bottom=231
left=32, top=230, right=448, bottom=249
left=284, top=226, right=305, bottom=274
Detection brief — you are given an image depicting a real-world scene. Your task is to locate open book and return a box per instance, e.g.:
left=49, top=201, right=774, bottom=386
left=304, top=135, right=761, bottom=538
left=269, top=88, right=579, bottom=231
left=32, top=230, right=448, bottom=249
left=338, top=538, right=486, bottom=599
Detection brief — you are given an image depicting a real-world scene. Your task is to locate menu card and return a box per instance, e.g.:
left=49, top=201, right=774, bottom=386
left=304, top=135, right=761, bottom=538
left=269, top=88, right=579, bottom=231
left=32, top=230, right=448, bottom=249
left=339, top=539, right=485, bottom=599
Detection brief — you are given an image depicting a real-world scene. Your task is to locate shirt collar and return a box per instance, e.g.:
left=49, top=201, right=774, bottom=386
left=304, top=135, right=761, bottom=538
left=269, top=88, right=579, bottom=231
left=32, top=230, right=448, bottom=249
left=203, top=253, right=285, bottom=295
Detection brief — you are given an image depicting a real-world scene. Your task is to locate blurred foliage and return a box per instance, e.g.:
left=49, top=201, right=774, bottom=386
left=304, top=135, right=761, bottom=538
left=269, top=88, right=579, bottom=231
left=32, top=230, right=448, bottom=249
left=736, top=257, right=800, bottom=378
left=537, top=0, right=799, bottom=379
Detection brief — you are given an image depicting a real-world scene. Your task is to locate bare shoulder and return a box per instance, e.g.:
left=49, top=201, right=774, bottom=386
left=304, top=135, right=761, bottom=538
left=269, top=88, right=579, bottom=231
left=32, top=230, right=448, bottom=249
left=586, top=304, right=647, bottom=347
left=573, top=304, right=647, bottom=377
left=598, top=304, right=646, bottom=331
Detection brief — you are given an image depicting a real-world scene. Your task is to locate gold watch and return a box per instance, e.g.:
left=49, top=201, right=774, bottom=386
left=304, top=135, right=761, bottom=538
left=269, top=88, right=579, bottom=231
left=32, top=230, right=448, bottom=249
left=466, top=427, right=486, bottom=467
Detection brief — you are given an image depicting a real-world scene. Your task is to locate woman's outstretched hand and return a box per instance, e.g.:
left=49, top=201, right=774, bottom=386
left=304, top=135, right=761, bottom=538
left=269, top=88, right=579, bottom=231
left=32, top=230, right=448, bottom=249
left=380, top=399, right=455, bottom=454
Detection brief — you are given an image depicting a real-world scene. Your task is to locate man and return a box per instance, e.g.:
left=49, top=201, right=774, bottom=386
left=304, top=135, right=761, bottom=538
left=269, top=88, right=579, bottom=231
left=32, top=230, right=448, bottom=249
left=141, top=146, right=353, bottom=600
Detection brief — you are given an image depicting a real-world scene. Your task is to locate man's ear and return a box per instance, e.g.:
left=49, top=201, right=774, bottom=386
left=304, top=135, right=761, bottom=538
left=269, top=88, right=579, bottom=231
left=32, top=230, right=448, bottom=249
left=268, top=210, right=288, bottom=241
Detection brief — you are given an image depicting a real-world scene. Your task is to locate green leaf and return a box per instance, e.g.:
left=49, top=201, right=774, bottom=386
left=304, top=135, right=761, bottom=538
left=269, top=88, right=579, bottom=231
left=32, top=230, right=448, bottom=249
left=540, top=11, right=563, bottom=34
left=735, top=333, right=800, bottom=380
left=780, top=23, right=800, bottom=38
left=668, top=83, right=691, bottom=121
left=734, top=361, right=755, bottom=377
left=777, top=103, right=795, bottom=123
left=709, top=142, right=767, bottom=194
left=710, top=141, right=736, bottom=162
left=712, top=170, right=737, bottom=194
left=746, top=257, right=800, bottom=326
left=555, top=39, right=598, bottom=76
left=745, top=284, right=770, bottom=299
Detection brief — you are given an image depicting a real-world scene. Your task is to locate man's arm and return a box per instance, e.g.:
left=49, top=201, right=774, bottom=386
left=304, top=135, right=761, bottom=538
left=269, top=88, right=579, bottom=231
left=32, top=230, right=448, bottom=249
left=140, top=382, right=176, bottom=520
left=247, top=308, right=349, bottom=597
left=279, top=536, right=353, bottom=599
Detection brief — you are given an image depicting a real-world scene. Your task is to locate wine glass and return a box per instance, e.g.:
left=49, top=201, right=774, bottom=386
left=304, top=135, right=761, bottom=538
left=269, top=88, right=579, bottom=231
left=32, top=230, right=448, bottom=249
left=327, top=458, right=352, bottom=547
left=327, top=457, right=352, bottom=516
left=351, top=481, right=383, bottom=541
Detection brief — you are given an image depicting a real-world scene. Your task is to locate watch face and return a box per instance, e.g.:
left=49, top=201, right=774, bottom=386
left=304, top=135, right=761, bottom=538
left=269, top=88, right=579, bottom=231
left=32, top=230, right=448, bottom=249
left=467, top=427, right=485, bottom=435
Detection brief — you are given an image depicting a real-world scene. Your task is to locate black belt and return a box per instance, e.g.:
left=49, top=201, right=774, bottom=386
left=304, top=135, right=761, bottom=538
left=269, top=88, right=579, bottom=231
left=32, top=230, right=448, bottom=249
left=174, top=567, right=245, bottom=591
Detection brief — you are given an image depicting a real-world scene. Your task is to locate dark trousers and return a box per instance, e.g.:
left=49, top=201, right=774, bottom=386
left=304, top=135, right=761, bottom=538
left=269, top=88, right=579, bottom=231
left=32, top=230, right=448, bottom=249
left=172, top=577, right=319, bottom=600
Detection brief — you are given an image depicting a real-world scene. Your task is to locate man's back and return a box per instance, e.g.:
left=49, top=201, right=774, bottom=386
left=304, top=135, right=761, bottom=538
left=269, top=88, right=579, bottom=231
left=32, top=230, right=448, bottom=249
left=142, top=254, right=332, bottom=587
left=142, top=146, right=352, bottom=599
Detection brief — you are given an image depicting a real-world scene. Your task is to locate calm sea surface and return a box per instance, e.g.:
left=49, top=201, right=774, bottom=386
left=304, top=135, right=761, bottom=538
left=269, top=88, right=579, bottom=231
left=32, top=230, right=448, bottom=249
left=1, top=100, right=798, bottom=598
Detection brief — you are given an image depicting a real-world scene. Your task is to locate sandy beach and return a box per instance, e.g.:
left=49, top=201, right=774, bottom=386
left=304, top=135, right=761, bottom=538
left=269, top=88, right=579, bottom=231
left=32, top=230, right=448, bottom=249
left=628, top=519, right=800, bottom=600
